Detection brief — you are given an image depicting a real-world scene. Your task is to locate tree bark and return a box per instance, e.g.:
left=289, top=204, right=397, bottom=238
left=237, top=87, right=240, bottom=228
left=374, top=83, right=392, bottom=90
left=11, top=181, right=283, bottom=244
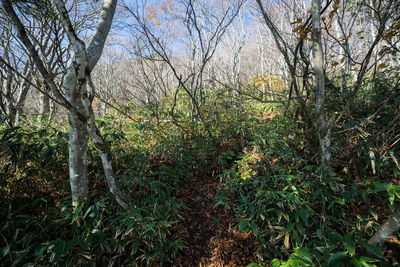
left=311, top=0, right=333, bottom=174
left=87, top=104, right=128, bottom=209
left=14, top=70, right=31, bottom=124
left=368, top=208, right=400, bottom=247
left=57, top=0, right=127, bottom=208
left=68, top=109, right=89, bottom=207
left=41, top=94, right=50, bottom=114
left=2, top=0, right=123, bottom=208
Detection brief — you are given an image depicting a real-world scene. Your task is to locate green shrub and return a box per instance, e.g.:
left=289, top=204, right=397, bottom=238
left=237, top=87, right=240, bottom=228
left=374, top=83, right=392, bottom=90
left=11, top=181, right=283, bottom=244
left=216, top=115, right=399, bottom=266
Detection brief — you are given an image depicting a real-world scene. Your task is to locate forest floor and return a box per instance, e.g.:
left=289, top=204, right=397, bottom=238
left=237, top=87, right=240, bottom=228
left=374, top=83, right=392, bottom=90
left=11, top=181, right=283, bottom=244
left=167, top=174, right=400, bottom=266
left=170, top=175, right=259, bottom=266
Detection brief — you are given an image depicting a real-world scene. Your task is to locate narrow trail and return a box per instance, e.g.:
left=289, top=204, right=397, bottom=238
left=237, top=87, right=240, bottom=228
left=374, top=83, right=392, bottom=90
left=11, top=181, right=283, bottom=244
left=171, top=175, right=258, bottom=266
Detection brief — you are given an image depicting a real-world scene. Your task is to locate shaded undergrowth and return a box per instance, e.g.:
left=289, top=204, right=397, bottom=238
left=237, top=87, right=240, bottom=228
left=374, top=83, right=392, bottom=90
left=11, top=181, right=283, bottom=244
left=0, top=99, right=399, bottom=266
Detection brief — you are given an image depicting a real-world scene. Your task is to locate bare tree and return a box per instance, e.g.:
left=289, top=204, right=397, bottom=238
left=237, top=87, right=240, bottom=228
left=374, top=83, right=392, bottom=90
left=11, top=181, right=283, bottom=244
left=1, top=0, right=128, bottom=209
left=0, top=14, right=32, bottom=126
left=256, top=0, right=399, bottom=172
left=124, top=0, right=244, bottom=134
left=92, top=45, right=176, bottom=118
left=312, top=0, right=334, bottom=173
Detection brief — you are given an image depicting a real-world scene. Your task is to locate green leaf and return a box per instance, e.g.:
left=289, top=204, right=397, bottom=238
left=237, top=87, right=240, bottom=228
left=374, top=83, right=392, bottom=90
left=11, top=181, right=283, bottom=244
left=238, top=219, right=250, bottom=231
left=328, top=251, right=347, bottom=265
left=357, top=238, right=387, bottom=261
left=145, top=222, right=156, bottom=233
left=344, top=235, right=355, bottom=255
left=293, top=255, right=312, bottom=265
left=317, top=229, right=323, bottom=239
left=83, top=206, right=93, bottom=219
left=71, top=203, right=84, bottom=223
left=297, top=223, right=305, bottom=236
left=271, top=258, right=281, bottom=267
left=298, top=208, right=308, bottom=224
left=371, top=182, right=390, bottom=193
left=293, top=230, right=301, bottom=246
left=335, top=199, right=345, bottom=205
left=350, top=256, right=379, bottom=267
left=251, top=221, right=258, bottom=236
left=1, top=244, right=11, bottom=256
left=358, top=256, right=379, bottom=263
left=51, top=240, right=66, bottom=263
left=388, top=188, right=395, bottom=205
left=285, top=223, right=295, bottom=233
left=132, top=239, right=139, bottom=254
left=349, top=258, right=363, bottom=267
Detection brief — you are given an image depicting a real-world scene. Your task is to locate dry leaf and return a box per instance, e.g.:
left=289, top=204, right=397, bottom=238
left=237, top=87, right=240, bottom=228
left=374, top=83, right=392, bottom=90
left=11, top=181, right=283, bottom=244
left=284, top=233, right=290, bottom=249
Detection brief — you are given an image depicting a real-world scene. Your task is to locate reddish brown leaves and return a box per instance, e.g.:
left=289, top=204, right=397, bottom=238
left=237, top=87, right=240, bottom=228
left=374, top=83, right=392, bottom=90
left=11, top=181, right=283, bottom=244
left=171, top=175, right=259, bottom=266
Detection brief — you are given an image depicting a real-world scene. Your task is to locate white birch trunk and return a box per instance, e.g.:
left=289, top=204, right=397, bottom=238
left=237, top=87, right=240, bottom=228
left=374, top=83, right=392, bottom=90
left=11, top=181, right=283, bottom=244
left=68, top=109, right=89, bottom=207
left=54, top=0, right=126, bottom=208
left=368, top=208, right=400, bottom=247
left=312, top=0, right=333, bottom=174
left=87, top=104, right=128, bottom=209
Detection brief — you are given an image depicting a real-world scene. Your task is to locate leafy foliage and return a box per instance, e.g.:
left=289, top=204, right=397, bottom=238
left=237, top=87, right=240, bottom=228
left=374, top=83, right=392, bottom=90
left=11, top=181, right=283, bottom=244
left=216, top=115, right=400, bottom=266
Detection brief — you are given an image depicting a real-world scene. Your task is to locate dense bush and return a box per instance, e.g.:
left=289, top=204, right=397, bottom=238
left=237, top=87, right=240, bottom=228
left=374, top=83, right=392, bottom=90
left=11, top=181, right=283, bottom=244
left=0, top=81, right=399, bottom=266
left=0, top=109, right=223, bottom=265
left=216, top=115, right=400, bottom=266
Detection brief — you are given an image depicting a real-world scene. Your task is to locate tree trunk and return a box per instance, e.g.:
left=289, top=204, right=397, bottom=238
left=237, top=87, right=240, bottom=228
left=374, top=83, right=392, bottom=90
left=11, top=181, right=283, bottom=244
left=7, top=104, right=16, bottom=127
left=312, top=0, right=333, bottom=174
left=87, top=104, right=129, bottom=209
left=318, top=122, right=332, bottom=169
left=3, top=0, right=124, bottom=209
left=15, top=80, right=31, bottom=124
left=68, top=107, right=89, bottom=208
left=41, top=94, right=50, bottom=114
left=368, top=208, right=400, bottom=247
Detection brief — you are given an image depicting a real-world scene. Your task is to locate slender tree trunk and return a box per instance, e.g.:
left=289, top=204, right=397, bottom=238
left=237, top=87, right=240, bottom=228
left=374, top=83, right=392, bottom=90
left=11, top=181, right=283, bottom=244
left=35, top=79, right=50, bottom=115
left=41, top=94, right=50, bottom=114
left=87, top=105, right=128, bottom=209
left=15, top=80, right=31, bottom=124
left=7, top=104, right=16, bottom=127
left=368, top=208, right=400, bottom=247
left=257, top=27, right=266, bottom=100
left=312, top=0, right=333, bottom=174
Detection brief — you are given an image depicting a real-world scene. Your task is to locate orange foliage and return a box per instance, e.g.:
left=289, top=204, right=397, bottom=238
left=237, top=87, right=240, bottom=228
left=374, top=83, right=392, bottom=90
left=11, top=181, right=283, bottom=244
left=144, top=0, right=179, bottom=28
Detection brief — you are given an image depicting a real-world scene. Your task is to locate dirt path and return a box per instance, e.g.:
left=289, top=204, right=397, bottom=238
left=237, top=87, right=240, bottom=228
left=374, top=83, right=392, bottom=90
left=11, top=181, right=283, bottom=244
left=171, top=175, right=258, bottom=266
